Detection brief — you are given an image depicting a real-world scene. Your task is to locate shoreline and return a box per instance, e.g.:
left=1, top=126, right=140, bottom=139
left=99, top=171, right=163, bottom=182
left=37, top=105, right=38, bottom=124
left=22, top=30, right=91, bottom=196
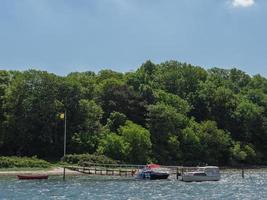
left=1, top=165, right=267, bottom=177
left=0, top=167, right=81, bottom=177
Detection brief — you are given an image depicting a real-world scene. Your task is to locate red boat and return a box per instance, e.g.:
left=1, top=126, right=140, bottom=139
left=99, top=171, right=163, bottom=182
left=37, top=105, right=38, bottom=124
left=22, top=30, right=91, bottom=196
left=17, top=174, right=49, bottom=180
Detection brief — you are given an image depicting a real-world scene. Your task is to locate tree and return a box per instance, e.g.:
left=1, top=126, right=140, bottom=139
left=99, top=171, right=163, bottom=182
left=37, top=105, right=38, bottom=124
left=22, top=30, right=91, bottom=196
left=0, top=71, right=12, bottom=147
left=2, top=70, right=63, bottom=157
left=179, top=120, right=202, bottom=165
left=198, top=121, right=233, bottom=165
left=155, top=61, right=207, bottom=101
left=98, top=121, right=152, bottom=164
left=118, top=121, right=152, bottom=164
left=229, top=68, right=251, bottom=92
left=153, top=90, right=191, bottom=115
left=126, top=60, right=157, bottom=90
left=147, top=103, right=188, bottom=164
left=0, top=61, right=266, bottom=165
left=66, top=71, right=96, bottom=100
left=72, top=99, right=103, bottom=153
left=106, top=112, right=127, bottom=133
left=231, top=142, right=257, bottom=164
left=233, top=98, right=263, bottom=141
left=195, top=82, right=237, bottom=130
left=98, top=78, right=147, bottom=125
left=97, top=70, right=124, bottom=83
left=97, top=133, right=129, bottom=161
left=248, top=75, right=267, bottom=93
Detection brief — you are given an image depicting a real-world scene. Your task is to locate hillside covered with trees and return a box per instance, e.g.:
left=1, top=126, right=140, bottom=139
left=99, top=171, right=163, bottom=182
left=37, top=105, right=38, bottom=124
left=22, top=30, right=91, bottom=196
left=0, top=61, right=266, bottom=166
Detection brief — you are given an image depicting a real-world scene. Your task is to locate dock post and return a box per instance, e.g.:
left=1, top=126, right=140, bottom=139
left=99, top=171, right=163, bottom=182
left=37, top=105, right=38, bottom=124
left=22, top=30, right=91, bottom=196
left=242, top=167, right=245, bottom=178
left=176, top=168, right=179, bottom=180
left=63, top=167, right=66, bottom=181
left=181, top=167, right=184, bottom=181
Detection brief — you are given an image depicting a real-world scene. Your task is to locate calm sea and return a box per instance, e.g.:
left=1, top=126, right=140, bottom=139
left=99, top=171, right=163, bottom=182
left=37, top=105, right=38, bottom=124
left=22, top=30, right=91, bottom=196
left=0, top=170, right=266, bottom=200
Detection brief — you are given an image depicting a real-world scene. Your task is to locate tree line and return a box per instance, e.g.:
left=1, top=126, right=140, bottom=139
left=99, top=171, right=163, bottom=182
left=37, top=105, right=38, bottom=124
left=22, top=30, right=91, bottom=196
left=0, top=60, right=266, bottom=166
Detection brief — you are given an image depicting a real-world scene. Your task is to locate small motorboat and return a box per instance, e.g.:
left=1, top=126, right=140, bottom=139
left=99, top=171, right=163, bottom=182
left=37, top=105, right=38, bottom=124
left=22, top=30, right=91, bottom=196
left=137, top=164, right=170, bottom=180
left=17, top=174, right=49, bottom=180
left=181, top=166, right=220, bottom=182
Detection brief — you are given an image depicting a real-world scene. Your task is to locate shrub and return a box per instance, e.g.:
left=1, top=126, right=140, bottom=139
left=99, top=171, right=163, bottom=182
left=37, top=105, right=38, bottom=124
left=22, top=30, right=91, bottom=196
left=0, top=156, right=51, bottom=168
left=61, top=154, right=117, bottom=166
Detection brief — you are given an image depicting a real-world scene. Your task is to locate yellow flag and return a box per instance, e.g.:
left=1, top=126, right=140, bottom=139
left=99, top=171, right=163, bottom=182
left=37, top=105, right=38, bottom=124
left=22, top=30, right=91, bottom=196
left=60, top=113, right=65, bottom=119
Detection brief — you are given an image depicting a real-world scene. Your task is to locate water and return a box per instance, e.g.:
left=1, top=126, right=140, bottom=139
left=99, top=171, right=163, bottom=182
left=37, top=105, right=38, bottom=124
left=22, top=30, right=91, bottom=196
left=0, top=170, right=266, bottom=200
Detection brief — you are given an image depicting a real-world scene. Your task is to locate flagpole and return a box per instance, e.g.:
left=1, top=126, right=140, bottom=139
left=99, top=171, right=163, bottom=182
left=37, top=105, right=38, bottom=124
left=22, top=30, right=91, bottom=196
left=63, top=109, right=67, bottom=181
left=64, top=109, right=67, bottom=157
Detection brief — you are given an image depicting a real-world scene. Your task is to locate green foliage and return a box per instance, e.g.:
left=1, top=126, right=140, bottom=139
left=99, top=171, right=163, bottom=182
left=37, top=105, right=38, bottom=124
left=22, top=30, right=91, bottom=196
left=61, top=154, right=117, bottom=165
left=198, top=121, right=233, bottom=165
left=97, top=78, right=147, bottom=125
left=71, top=99, right=104, bottom=153
left=118, top=121, right=152, bottom=164
left=179, top=120, right=202, bottom=165
left=67, top=71, right=96, bottom=99
left=234, top=99, right=263, bottom=122
left=1, top=70, right=64, bottom=157
left=155, top=61, right=207, bottom=100
left=147, top=103, right=188, bottom=164
left=98, top=121, right=152, bottom=163
left=154, top=90, right=191, bottom=114
left=232, top=98, right=264, bottom=141
left=106, top=112, right=127, bottom=133
left=0, top=61, right=267, bottom=166
left=97, top=133, right=129, bottom=161
left=0, top=156, right=51, bottom=168
left=231, top=142, right=257, bottom=164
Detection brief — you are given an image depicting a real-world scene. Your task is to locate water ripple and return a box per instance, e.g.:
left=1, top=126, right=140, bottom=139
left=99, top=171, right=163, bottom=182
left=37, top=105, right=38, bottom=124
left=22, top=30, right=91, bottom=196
left=0, top=170, right=266, bottom=200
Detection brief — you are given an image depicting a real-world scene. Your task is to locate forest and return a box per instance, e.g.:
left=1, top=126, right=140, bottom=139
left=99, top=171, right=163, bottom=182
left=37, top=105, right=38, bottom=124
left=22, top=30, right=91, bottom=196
left=0, top=60, right=266, bottom=166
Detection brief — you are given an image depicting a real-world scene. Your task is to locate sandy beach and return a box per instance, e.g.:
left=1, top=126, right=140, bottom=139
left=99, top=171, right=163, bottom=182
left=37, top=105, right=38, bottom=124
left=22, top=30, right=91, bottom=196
left=0, top=167, right=81, bottom=176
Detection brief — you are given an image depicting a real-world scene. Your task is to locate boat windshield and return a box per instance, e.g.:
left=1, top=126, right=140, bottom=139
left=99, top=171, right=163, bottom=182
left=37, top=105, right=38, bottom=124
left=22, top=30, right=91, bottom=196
left=193, top=172, right=207, bottom=176
left=196, top=167, right=205, bottom=172
left=196, top=167, right=219, bottom=174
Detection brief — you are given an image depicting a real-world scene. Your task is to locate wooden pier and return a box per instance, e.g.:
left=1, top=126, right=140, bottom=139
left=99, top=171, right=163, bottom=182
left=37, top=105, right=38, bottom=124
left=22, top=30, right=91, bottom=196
left=64, top=163, right=198, bottom=179
left=65, top=163, right=144, bottom=177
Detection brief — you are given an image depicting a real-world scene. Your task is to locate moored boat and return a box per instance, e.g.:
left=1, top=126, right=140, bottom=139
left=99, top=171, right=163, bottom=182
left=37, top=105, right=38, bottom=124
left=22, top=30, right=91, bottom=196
left=17, top=174, right=49, bottom=180
left=181, top=166, right=220, bottom=182
left=137, top=164, right=170, bottom=180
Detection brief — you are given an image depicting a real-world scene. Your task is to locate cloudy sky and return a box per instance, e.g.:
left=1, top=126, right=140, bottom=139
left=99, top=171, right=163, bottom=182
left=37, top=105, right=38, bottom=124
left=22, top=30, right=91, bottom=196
left=0, top=0, right=266, bottom=77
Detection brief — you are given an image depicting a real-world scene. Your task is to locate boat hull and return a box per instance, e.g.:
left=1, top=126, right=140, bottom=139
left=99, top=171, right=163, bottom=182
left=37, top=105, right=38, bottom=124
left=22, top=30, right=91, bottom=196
left=182, top=175, right=220, bottom=182
left=17, top=175, right=49, bottom=180
left=150, top=172, right=169, bottom=180
left=138, top=171, right=169, bottom=180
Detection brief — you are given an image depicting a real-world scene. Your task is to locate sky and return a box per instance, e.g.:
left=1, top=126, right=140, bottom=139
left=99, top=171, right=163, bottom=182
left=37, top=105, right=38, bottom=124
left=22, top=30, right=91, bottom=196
left=0, top=0, right=266, bottom=77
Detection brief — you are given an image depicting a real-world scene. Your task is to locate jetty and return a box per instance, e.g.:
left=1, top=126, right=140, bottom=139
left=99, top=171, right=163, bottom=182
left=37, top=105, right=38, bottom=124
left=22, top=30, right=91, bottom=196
left=64, top=163, right=198, bottom=179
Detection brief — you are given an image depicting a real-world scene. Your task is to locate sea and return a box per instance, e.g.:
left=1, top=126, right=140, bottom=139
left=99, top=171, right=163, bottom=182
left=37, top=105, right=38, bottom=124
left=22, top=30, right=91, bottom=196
left=0, top=169, right=266, bottom=200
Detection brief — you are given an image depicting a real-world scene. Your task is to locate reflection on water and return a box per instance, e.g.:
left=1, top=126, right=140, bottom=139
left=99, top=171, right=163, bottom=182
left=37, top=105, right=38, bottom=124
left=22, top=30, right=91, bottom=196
left=0, top=170, right=266, bottom=200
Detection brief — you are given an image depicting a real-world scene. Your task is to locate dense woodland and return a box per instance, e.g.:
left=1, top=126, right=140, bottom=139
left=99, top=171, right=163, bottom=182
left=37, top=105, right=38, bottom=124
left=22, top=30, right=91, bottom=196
left=0, top=61, right=267, bottom=166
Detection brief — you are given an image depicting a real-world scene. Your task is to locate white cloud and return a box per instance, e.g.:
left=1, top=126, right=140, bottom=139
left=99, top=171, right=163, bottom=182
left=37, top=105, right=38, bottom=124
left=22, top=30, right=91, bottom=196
left=232, top=0, right=255, bottom=8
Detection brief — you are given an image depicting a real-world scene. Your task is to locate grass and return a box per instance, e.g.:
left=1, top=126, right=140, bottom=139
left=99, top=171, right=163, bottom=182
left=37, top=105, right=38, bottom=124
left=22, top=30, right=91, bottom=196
left=0, top=156, right=52, bottom=169
left=0, top=167, right=54, bottom=172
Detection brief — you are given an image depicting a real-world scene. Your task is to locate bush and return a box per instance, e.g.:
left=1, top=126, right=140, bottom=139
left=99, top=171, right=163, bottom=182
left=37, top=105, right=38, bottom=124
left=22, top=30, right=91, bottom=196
left=61, top=154, right=117, bottom=166
left=0, top=156, right=51, bottom=168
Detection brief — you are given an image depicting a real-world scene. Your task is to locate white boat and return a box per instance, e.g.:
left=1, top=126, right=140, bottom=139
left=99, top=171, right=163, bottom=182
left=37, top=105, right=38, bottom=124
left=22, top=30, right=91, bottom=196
left=181, top=166, right=220, bottom=182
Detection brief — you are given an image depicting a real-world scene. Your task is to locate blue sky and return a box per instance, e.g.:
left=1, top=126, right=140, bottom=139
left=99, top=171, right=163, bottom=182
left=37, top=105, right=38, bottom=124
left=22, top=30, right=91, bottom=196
left=0, top=0, right=266, bottom=77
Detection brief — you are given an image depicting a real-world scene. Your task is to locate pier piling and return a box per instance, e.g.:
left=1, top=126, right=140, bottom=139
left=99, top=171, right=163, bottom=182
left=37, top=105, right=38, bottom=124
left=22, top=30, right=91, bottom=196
left=63, top=167, right=66, bottom=181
